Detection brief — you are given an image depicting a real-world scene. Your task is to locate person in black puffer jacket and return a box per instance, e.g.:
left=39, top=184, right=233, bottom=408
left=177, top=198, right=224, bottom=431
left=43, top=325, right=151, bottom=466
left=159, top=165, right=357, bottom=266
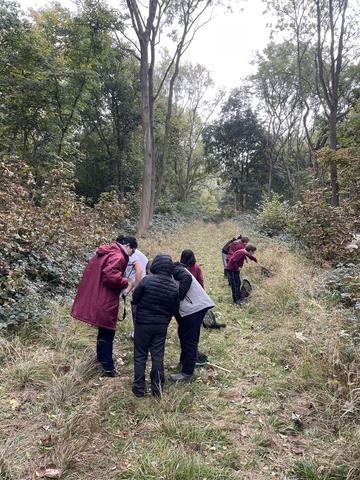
left=131, top=253, right=179, bottom=397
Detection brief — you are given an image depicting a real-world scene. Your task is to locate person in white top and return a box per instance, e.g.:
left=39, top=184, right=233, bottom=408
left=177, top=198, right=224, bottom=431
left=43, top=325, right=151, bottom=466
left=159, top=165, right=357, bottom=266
left=125, top=249, right=149, bottom=291
left=125, top=249, right=149, bottom=340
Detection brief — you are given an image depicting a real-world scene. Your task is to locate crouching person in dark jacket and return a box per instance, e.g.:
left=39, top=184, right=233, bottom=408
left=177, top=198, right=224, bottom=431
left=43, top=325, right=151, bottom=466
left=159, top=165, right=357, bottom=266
left=131, top=254, right=179, bottom=397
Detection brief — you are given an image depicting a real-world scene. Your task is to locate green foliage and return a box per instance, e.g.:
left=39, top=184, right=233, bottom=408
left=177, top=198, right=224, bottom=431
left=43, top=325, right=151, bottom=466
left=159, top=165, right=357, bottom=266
left=0, top=157, right=131, bottom=330
left=204, top=89, right=268, bottom=210
left=198, top=189, right=221, bottom=221
left=288, top=103, right=360, bottom=263
left=163, top=63, right=215, bottom=204
left=257, top=193, right=290, bottom=236
left=290, top=461, right=348, bottom=480
left=0, top=0, right=141, bottom=201
left=289, top=182, right=359, bottom=263
left=319, top=263, right=360, bottom=309
left=117, top=447, right=236, bottom=480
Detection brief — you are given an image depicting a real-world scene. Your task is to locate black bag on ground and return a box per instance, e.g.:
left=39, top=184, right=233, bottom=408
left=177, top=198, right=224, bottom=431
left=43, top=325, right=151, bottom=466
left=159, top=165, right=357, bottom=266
left=202, top=310, right=226, bottom=329
left=239, top=279, right=252, bottom=301
left=260, top=266, right=273, bottom=277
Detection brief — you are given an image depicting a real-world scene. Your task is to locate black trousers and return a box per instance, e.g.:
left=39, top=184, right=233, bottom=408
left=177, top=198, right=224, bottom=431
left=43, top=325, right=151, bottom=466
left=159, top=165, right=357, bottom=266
left=133, top=323, right=168, bottom=396
left=97, top=327, right=116, bottom=372
left=227, top=270, right=241, bottom=303
left=178, top=309, right=207, bottom=376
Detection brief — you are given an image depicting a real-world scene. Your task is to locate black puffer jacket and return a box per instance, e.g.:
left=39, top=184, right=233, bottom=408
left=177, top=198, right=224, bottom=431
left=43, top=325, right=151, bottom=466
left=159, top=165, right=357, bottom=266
left=172, top=262, right=192, bottom=300
left=132, top=254, right=179, bottom=324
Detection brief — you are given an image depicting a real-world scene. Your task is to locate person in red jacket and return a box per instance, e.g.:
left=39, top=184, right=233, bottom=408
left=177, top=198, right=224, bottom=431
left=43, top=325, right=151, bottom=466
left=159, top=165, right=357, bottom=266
left=224, top=236, right=249, bottom=286
left=227, top=236, right=249, bottom=258
left=71, top=235, right=138, bottom=376
left=180, top=249, right=204, bottom=288
left=226, top=244, right=257, bottom=304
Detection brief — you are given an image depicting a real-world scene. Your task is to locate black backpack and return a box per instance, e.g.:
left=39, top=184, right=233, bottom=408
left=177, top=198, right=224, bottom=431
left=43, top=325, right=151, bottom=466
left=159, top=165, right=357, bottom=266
left=202, top=310, right=226, bottom=329
left=222, top=238, right=236, bottom=254
left=240, top=279, right=252, bottom=300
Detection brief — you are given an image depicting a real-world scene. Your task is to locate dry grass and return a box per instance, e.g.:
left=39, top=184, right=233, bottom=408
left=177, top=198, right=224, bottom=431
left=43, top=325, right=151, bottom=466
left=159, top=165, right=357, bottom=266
left=0, top=220, right=359, bottom=479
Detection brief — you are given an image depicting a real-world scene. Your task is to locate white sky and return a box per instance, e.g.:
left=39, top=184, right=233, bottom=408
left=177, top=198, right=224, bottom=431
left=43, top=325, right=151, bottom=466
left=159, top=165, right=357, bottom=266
left=182, top=0, right=272, bottom=91
left=18, top=0, right=272, bottom=93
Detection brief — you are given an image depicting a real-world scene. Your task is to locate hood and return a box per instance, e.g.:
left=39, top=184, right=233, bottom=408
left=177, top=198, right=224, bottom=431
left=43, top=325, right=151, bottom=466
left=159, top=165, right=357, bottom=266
left=172, top=261, right=187, bottom=274
left=96, top=242, right=124, bottom=257
left=150, top=254, right=173, bottom=275
left=173, top=261, right=185, bottom=268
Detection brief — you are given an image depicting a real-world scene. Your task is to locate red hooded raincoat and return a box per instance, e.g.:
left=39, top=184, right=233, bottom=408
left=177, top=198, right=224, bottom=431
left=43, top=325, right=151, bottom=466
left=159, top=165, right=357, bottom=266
left=71, top=242, right=129, bottom=330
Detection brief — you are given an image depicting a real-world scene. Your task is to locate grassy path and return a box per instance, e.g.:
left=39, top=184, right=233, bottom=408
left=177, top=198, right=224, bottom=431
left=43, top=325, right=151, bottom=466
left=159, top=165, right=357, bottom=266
left=0, top=220, right=357, bottom=479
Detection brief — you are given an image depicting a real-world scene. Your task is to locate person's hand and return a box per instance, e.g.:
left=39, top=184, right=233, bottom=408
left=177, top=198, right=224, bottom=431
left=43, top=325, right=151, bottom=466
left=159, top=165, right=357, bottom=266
left=125, top=282, right=135, bottom=295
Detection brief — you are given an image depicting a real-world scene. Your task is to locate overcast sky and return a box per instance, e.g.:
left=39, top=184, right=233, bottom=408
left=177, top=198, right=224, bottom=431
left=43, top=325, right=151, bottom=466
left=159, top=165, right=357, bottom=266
left=18, top=0, right=272, bottom=93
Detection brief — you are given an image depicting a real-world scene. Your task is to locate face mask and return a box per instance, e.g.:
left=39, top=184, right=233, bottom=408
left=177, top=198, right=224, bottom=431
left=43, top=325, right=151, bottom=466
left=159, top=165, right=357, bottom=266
left=124, top=245, right=135, bottom=256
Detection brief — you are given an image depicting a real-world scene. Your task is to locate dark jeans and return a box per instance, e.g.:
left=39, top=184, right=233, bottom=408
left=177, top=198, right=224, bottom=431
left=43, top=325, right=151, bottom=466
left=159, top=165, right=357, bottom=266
left=97, top=327, right=116, bottom=372
left=227, top=270, right=241, bottom=302
left=133, top=323, right=168, bottom=396
left=178, top=309, right=207, bottom=376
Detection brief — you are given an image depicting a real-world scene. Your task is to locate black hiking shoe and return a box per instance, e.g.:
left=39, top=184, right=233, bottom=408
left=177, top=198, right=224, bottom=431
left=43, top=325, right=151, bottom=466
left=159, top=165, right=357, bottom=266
left=103, top=369, right=120, bottom=378
left=132, top=387, right=145, bottom=397
left=169, top=372, right=193, bottom=383
left=195, top=352, right=209, bottom=367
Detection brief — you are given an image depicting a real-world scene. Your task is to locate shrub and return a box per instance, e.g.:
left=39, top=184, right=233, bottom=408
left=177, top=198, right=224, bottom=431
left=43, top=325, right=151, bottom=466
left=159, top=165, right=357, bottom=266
left=318, top=263, right=360, bottom=309
left=199, top=189, right=221, bottom=222
left=0, top=157, right=131, bottom=330
left=289, top=182, right=359, bottom=263
left=256, top=193, right=290, bottom=236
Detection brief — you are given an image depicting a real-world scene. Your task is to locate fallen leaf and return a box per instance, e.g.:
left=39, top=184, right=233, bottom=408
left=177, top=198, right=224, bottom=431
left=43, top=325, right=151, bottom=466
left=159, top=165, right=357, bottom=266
left=7, top=399, right=21, bottom=410
left=40, top=435, right=55, bottom=448
left=291, top=444, right=305, bottom=455
left=35, top=465, right=62, bottom=479
left=291, top=412, right=304, bottom=430
left=295, top=331, right=307, bottom=342
left=44, top=469, right=62, bottom=479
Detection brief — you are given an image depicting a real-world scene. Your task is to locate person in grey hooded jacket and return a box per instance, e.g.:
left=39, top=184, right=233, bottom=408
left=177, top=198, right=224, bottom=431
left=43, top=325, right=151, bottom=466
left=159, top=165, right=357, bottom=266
left=170, top=262, right=215, bottom=382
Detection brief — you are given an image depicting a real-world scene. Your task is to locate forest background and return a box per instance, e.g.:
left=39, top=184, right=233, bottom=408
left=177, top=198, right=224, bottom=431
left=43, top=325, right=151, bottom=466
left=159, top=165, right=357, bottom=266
left=1, top=0, right=360, bottom=330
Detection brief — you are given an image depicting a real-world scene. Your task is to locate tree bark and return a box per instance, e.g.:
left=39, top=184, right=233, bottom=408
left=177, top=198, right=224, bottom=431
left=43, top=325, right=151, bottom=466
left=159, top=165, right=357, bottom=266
left=125, top=0, right=158, bottom=235
left=329, top=110, right=340, bottom=206
left=138, top=43, right=154, bottom=234
left=267, top=159, right=273, bottom=199
left=314, top=0, right=347, bottom=207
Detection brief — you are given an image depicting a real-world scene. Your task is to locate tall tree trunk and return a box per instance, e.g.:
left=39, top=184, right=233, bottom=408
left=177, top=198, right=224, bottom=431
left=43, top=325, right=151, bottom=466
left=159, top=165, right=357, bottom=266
left=148, top=37, right=156, bottom=221
left=154, top=22, right=187, bottom=208
left=138, top=46, right=154, bottom=235
left=125, top=0, right=158, bottom=235
left=314, top=0, right=345, bottom=208
left=267, top=159, right=273, bottom=199
left=329, top=109, right=340, bottom=206
left=110, top=92, right=123, bottom=191
left=154, top=64, right=178, bottom=209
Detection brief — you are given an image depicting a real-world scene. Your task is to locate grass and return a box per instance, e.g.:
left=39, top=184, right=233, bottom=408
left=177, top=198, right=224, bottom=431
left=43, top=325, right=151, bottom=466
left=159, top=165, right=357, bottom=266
left=0, top=219, right=359, bottom=479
